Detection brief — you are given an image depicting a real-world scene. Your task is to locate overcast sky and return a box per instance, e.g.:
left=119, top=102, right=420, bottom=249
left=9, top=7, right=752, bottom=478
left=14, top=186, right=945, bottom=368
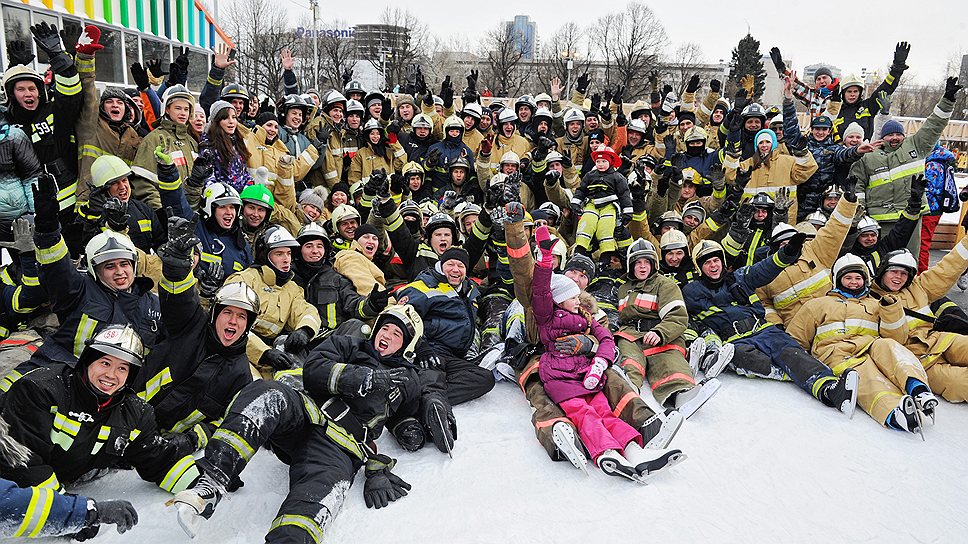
left=282, top=0, right=966, bottom=84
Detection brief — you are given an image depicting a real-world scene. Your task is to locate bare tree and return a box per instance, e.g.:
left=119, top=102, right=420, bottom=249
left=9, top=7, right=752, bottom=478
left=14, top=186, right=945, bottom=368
left=362, top=8, right=431, bottom=90
left=481, top=22, right=532, bottom=97
left=426, top=35, right=480, bottom=89
left=665, top=42, right=706, bottom=96
left=292, top=18, right=357, bottom=92
left=537, top=22, right=593, bottom=96
left=224, top=0, right=296, bottom=97
left=593, top=2, right=668, bottom=100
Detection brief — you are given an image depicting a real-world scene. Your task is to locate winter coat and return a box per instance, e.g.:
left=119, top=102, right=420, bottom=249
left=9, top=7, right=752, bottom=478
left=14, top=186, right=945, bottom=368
left=31, top=231, right=161, bottom=368
left=239, top=124, right=317, bottom=184
left=756, top=197, right=857, bottom=324
left=349, top=142, right=406, bottom=186
left=572, top=166, right=633, bottom=219
left=724, top=147, right=818, bottom=221
left=293, top=259, right=380, bottom=331
left=425, top=134, right=475, bottom=189
left=673, top=148, right=725, bottom=188
left=398, top=266, right=480, bottom=358
left=159, top=173, right=252, bottom=278
left=0, top=254, right=46, bottom=341
left=200, top=134, right=253, bottom=193
left=333, top=244, right=386, bottom=296
left=303, top=115, right=343, bottom=188
left=556, top=133, right=587, bottom=189
left=787, top=291, right=909, bottom=369
left=130, top=117, right=198, bottom=210
left=383, top=205, right=489, bottom=284
left=682, top=249, right=796, bottom=342
left=832, top=67, right=904, bottom=142
left=226, top=265, right=321, bottom=379
left=616, top=272, right=688, bottom=347
left=924, top=144, right=956, bottom=215
left=138, top=262, right=252, bottom=441
left=851, top=97, right=953, bottom=222
left=0, top=364, right=198, bottom=493
left=75, top=53, right=142, bottom=204
left=0, top=477, right=89, bottom=538
left=0, top=121, right=40, bottom=222
left=782, top=99, right=861, bottom=220
left=532, top=264, right=616, bottom=403
left=398, top=130, right=436, bottom=165
left=791, top=76, right=838, bottom=118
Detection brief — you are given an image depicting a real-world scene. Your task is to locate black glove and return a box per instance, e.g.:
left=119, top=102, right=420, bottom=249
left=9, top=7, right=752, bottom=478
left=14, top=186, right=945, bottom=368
left=187, top=150, right=214, bottom=187
left=442, top=84, right=455, bottom=109
left=603, top=89, right=613, bottom=106
left=769, top=47, right=786, bottom=74
left=485, top=183, right=503, bottom=212
left=420, top=394, right=457, bottom=454
left=342, top=67, right=353, bottom=86
left=782, top=232, right=807, bottom=258
left=944, top=76, right=963, bottom=101
left=168, top=47, right=189, bottom=85
left=381, top=97, right=393, bottom=121
left=316, top=124, right=332, bottom=146
left=91, top=500, right=138, bottom=534
left=544, top=169, right=562, bottom=186
left=32, top=172, right=60, bottom=233
left=6, top=40, right=34, bottom=66
left=364, top=170, right=385, bottom=197
left=892, top=41, right=911, bottom=72
left=393, top=417, right=426, bottom=451
left=662, top=84, right=673, bottom=96
left=629, top=179, right=646, bottom=201
left=167, top=211, right=200, bottom=253
left=734, top=203, right=754, bottom=228
left=575, top=73, right=590, bottom=94
left=710, top=198, right=738, bottom=224
left=30, top=21, right=63, bottom=58
left=260, top=348, right=296, bottom=371
left=377, top=196, right=397, bottom=218
left=101, top=197, right=130, bottom=231
left=422, top=92, right=433, bottom=108
left=365, top=283, right=391, bottom=313
left=195, top=260, right=225, bottom=298
left=907, top=174, right=926, bottom=213
left=466, top=69, right=479, bottom=92
left=130, top=62, right=150, bottom=91
left=710, top=79, right=722, bottom=93
left=734, top=166, right=752, bottom=192
left=650, top=91, right=662, bottom=105
left=363, top=454, right=411, bottom=509
left=612, top=85, right=625, bottom=105
left=284, top=327, right=313, bottom=354
left=589, top=93, right=602, bottom=114
left=502, top=173, right=522, bottom=205
left=657, top=167, right=671, bottom=197
left=425, top=148, right=441, bottom=168
left=145, top=58, right=168, bottom=79
left=365, top=367, right=412, bottom=395
left=686, top=75, right=701, bottom=93
left=663, top=135, right=676, bottom=161
left=843, top=176, right=858, bottom=202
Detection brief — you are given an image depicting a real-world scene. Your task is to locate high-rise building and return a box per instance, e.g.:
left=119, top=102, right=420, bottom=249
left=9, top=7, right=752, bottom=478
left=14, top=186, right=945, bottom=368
left=507, top=15, right=536, bottom=60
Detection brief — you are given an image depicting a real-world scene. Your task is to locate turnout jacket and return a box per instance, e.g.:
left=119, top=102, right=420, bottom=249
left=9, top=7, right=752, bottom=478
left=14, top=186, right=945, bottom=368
left=293, top=260, right=379, bottom=331
left=571, top=166, right=633, bottom=218
left=0, top=477, right=89, bottom=538
left=398, top=267, right=480, bottom=358
left=130, top=117, right=198, bottom=210
left=0, top=365, right=199, bottom=494
left=616, top=272, right=688, bottom=347
left=724, top=148, right=818, bottom=221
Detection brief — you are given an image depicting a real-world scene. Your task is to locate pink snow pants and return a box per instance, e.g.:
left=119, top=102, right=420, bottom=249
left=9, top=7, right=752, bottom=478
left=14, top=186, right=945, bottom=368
left=559, top=392, right=642, bottom=461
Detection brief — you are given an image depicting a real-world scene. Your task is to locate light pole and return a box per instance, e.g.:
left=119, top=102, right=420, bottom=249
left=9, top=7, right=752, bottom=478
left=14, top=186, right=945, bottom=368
left=309, top=0, right=319, bottom=89
left=566, top=58, right=573, bottom=97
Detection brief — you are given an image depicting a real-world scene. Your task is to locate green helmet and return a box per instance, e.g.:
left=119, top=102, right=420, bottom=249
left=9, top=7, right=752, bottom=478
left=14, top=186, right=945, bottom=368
left=240, top=184, right=275, bottom=214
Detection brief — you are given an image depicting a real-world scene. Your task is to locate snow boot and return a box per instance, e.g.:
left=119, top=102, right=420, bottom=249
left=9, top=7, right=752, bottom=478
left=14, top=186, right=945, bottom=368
left=623, top=441, right=686, bottom=479
left=596, top=449, right=644, bottom=484
left=674, top=378, right=721, bottom=419
left=701, top=342, right=734, bottom=380
left=688, top=337, right=706, bottom=376
left=914, top=390, right=938, bottom=424
left=170, top=473, right=225, bottom=538
left=887, top=395, right=924, bottom=440
left=640, top=409, right=683, bottom=450
left=823, top=369, right=859, bottom=419
left=552, top=421, right=588, bottom=474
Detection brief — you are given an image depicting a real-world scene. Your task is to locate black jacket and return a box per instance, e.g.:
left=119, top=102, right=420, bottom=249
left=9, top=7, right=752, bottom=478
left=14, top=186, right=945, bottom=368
left=293, top=259, right=379, bottom=330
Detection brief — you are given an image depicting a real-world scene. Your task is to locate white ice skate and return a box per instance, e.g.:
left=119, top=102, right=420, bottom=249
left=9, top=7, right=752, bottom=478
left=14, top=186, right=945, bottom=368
left=596, top=449, right=646, bottom=484
left=675, top=378, right=722, bottom=419
left=167, top=474, right=224, bottom=539
left=624, top=441, right=687, bottom=479
left=552, top=421, right=588, bottom=475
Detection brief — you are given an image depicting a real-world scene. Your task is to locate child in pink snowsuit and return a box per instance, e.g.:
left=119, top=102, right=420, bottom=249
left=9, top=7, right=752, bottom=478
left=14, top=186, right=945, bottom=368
left=531, top=226, right=644, bottom=473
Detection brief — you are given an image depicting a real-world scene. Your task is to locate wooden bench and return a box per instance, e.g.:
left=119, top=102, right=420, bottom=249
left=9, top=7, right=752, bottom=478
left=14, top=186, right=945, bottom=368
left=932, top=223, right=960, bottom=250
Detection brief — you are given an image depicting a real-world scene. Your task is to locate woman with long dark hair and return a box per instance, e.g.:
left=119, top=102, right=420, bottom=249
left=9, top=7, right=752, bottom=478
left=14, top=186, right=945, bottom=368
left=204, top=100, right=253, bottom=192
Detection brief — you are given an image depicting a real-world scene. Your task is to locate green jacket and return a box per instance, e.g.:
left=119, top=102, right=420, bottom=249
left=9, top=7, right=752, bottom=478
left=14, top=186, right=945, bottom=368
left=130, top=118, right=198, bottom=210
left=851, top=97, right=953, bottom=222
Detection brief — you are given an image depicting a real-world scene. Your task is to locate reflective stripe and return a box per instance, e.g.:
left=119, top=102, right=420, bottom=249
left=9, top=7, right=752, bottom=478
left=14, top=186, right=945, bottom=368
left=658, top=300, right=685, bottom=319
left=130, top=165, right=161, bottom=184
left=955, top=241, right=968, bottom=261
left=328, top=363, right=346, bottom=393
left=0, top=370, right=23, bottom=393
left=161, top=274, right=198, bottom=295
left=772, top=269, right=831, bottom=310
left=213, top=428, right=255, bottom=461
left=159, top=455, right=200, bottom=493
left=934, top=105, right=952, bottom=119
left=880, top=316, right=906, bottom=331
left=73, top=315, right=99, bottom=359
left=651, top=372, right=695, bottom=390
left=831, top=208, right=851, bottom=225
left=269, top=514, right=324, bottom=544
left=868, top=160, right=926, bottom=189
left=36, top=237, right=68, bottom=265
left=323, top=420, right=363, bottom=459
left=201, top=252, right=222, bottom=264
left=169, top=410, right=206, bottom=434
left=141, top=367, right=174, bottom=402
left=325, top=303, right=337, bottom=329
left=21, top=275, right=39, bottom=287
left=35, top=473, right=60, bottom=490
left=13, top=487, right=54, bottom=537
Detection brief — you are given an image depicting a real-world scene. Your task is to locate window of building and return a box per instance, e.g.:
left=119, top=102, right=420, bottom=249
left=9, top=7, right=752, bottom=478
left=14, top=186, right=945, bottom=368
left=31, top=12, right=58, bottom=66
left=93, top=26, right=124, bottom=84
left=141, top=38, right=171, bottom=69
left=187, top=49, right=209, bottom=91
left=2, top=5, right=31, bottom=71
left=60, top=18, right=83, bottom=55
left=125, top=33, right=140, bottom=67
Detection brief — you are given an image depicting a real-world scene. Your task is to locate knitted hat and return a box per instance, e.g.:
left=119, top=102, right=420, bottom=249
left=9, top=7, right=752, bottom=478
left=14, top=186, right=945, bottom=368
left=881, top=120, right=904, bottom=138
left=814, top=66, right=833, bottom=81
left=678, top=110, right=697, bottom=125
left=587, top=129, right=606, bottom=144
left=755, top=129, right=778, bottom=151
left=564, top=253, right=596, bottom=281
left=842, top=122, right=865, bottom=140
left=209, top=100, right=234, bottom=120
left=299, top=189, right=325, bottom=213
left=354, top=223, right=379, bottom=241
left=256, top=112, right=278, bottom=126
left=551, top=273, right=581, bottom=304
left=438, top=247, right=470, bottom=269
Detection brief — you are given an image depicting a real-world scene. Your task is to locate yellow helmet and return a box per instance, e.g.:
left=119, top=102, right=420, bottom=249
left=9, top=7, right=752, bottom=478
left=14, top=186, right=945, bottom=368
left=90, top=155, right=133, bottom=189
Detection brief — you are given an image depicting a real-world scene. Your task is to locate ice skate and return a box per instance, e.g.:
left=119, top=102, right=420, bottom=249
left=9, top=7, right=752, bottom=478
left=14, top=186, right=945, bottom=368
left=687, top=337, right=706, bottom=376
left=674, top=378, right=721, bottom=419
left=552, top=421, right=588, bottom=475
left=624, top=442, right=686, bottom=479
left=641, top=409, right=683, bottom=450
left=168, top=473, right=224, bottom=538
left=428, top=403, right=455, bottom=458
left=914, top=390, right=938, bottom=424
left=596, top=449, right=645, bottom=484
left=824, top=369, right=859, bottom=419
left=702, top=342, right=734, bottom=380
left=890, top=395, right=924, bottom=440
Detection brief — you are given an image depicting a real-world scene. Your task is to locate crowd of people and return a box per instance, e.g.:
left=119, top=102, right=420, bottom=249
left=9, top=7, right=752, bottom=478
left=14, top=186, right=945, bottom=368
left=0, top=20, right=966, bottom=542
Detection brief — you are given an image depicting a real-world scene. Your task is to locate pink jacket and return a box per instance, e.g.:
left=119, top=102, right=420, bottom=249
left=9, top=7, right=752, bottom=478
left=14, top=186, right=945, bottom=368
left=532, top=264, right=616, bottom=403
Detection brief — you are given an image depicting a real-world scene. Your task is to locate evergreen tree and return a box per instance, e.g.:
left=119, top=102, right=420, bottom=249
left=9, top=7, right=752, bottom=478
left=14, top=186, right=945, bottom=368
left=728, top=33, right=767, bottom=102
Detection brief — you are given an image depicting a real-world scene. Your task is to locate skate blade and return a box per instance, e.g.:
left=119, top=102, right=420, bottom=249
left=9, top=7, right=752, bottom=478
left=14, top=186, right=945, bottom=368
left=843, top=370, right=859, bottom=420
left=705, top=343, right=734, bottom=380
left=639, top=451, right=688, bottom=479
left=678, top=378, right=722, bottom=419
left=431, top=405, right=454, bottom=459
left=688, top=338, right=706, bottom=375
left=600, top=459, right=647, bottom=485
left=174, top=502, right=202, bottom=539
left=552, top=424, right=589, bottom=475
left=645, top=410, right=683, bottom=450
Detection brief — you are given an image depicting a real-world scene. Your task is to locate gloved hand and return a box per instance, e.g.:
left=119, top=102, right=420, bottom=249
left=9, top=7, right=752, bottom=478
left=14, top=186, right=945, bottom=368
left=660, top=92, right=677, bottom=115
left=363, top=170, right=385, bottom=197
left=575, top=73, right=590, bottom=95
left=260, top=348, right=296, bottom=371
left=734, top=166, right=752, bottom=192
left=944, top=76, right=963, bottom=101
left=364, top=368, right=412, bottom=395
left=710, top=79, right=722, bottom=93
left=441, top=190, right=459, bottom=213
left=365, top=283, right=391, bottom=313
left=773, top=187, right=793, bottom=220
left=284, top=327, right=313, bottom=354
left=505, top=201, right=525, bottom=223
left=544, top=169, right=562, bottom=186
left=892, top=41, right=911, bottom=72
left=30, top=22, right=65, bottom=58
left=709, top=169, right=726, bottom=191
left=479, top=134, right=494, bottom=156
left=781, top=232, right=807, bottom=258
left=875, top=90, right=892, bottom=115
left=195, top=260, right=225, bottom=298
left=168, top=47, right=190, bottom=86
left=377, top=195, right=397, bottom=218
left=710, top=198, right=738, bottom=224
left=880, top=294, right=898, bottom=306
left=734, top=203, right=754, bottom=228
left=6, top=40, right=34, bottom=66
left=612, top=85, right=625, bottom=105
left=686, top=74, right=701, bottom=93
left=534, top=225, right=556, bottom=268
left=555, top=334, right=596, bottom=355
left=906, top=174, right=926, bottom=213
left=663, top=135, right=676, bottom=160
left=91, top=500, right=138, bottom=534
left=842, top=176, right=859, bottom=202
left=0, top=216, right=36, bottom=254
left=620, top=212, right=632, bottom=225
left=629, top=178, right=646, bottom=201
left=101, top=197, right=130, bottom=231
left=74, top=24, right=104, bottom=55
left=145, top=58, right=167, bottom=81
left=167, top=211, right=200, bottom=254
left=502, top=173, right=522, bottom=205
left=769, top=47, right=786, bottom=74
left=187, top=150, right=214, bottom=188
left=32, top=172, right=60, bottom=234
left=425, top=148, right=441, bottom=168
left=466, top=69, right=479, bottom=92
left=130, top=62, right=150, bottom=91
left=380, top=97, right=393, bottom=121
left=589, top=93, right=602, bottom=114
left=393, top=417, right=426, bottom=451
left=363, top=454, right=411, bottom=509
left=603, top=89, right=613, bottom=106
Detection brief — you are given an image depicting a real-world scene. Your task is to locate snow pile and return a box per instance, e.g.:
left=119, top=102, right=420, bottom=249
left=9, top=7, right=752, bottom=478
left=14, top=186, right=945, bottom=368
left=70, top=376, right=968, bottom=543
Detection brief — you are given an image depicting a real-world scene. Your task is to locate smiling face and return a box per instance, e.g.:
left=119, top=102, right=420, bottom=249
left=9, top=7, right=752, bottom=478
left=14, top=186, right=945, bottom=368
left=664, top=249, right=685, bottom=268
left=745, top=118, right=762, bottom=132
left=95, top=258, right=134, bottom=290
left=811, top=127, right=831, bottom=141
left=262, top=120, right=279, bottom=140
left=857, top=231, right=879, bottom=248
left=840, top=271, right=866, bottom=292
left=87, top=354, right=130, bottom=396
left=558, top=294, right=581, bottom=313
left=13, top=80, right=40, bottom=110
left=398, top=103, right=414, bottom=120
left=338, top=218, right=358, bottom=240
left=220, top=108, right=238, bottom=134
left=501, top=123, right=515, bottom=137
left=374, top=323, right=404, bottom=357
left=567, top=120, right=582, bottom=137
left=884, top=132, right=905, bottom=147
left=441, top=259, right=466, bottom=286
left=103, top=97, right=126, bottom=121
left=214, top=204, right=237, bottom=229
left=881, top=269, right=909, bottom=292
left=230, top=98, right=246, bottom=117
left=302, top=204, right=321, bottom=221
left=758, top=139, right=773, bottom=155
left=300, top=240, right=326, bottom=263
left=680, top=182, right=696, bottom=200
left=430, top=229, right=453, bottom=254
left=243, top=203, right=268, bottom=228
left=683, top=214, right=700, bottom=229
left=192, top=110, right=207, bottom=132
left=368, top=130, right=382, bottom=144
left=215, top=306, right=248, bottom=346
left=268, top=247, right=292, bottom=272
left=107, top=177, right=131, bottom=201
left=815, top=74, right=832, bottom=88
left=753, top=208, right=769, bottom=222
left=331, top=191, right=348, bottom=206
left=711, top=110, right=724, bottom=124
left=357, top=233, right=379, bottom=259
left=843, top=133, right=863, bottom=147
left=701, top=256, right=723, bottom=280
left=627, top=131, right=642, bottom=147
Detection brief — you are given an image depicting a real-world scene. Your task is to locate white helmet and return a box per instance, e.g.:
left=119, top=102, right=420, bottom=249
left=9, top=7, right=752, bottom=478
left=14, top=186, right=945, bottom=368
left=461, top=102, right=483, bottom=120
left=497, top=108, right=517, bottom=125
left=833, top=253, right=870, bottom=287
left=211, top=282, right=261, bottom=335
left=805, top=210, right=828, bottom=228
left=85, top=231, right=137, bottom=280
left=500, top=151, right=520, bottom=166
left=201, top=183, right=242, bottom=219
left=856, top=216, right=881, bottom=235
left=563, top=108, right=584, bottom=125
